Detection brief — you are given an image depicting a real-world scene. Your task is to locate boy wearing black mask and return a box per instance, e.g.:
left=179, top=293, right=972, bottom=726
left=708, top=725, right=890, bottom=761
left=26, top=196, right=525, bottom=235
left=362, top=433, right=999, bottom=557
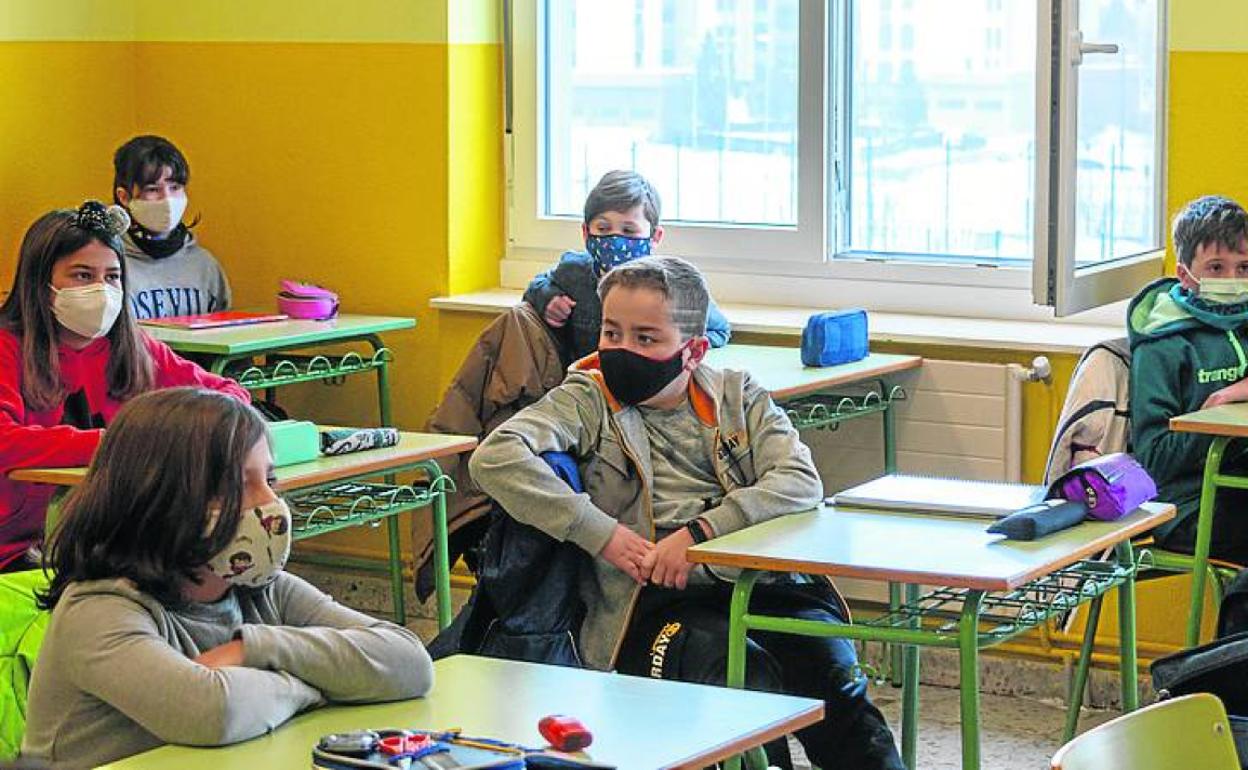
left=470, top=256, right=903, bottom=770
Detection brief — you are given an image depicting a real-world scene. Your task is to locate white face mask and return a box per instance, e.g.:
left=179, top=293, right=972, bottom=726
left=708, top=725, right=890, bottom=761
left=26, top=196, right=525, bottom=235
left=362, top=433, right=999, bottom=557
left=205, top=498, right=293, bottom=590
left=1199, top=277, right=1248, bottom=306
left=49, top=283, right=124, bottom=340
left=127, top=195, right=187, bottom=235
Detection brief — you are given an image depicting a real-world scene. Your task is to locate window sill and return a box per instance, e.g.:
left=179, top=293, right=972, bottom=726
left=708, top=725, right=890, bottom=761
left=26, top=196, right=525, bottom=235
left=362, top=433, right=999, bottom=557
left=430, top=290, right=1124, bottom=355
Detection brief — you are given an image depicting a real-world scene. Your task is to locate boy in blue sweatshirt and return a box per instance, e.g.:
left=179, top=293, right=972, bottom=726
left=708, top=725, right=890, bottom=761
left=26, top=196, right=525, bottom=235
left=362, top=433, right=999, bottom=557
left=1129, top=195, right=1248, bottom=561
left=524, top=170, right=731, bottom=362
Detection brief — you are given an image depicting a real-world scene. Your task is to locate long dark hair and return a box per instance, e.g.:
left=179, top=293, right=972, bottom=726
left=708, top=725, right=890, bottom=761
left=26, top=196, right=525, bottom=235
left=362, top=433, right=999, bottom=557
left=0, top=204, right=154, bottom=412
left=39, top=388, right=269, bottom=609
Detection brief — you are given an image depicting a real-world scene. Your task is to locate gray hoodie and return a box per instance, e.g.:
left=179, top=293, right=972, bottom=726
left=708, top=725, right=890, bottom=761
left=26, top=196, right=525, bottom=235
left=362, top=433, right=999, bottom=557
left=21, top=572, right=433, bottom=768
left=468, top=354, right=824, bottom=670
left=122, top=231, right=231, bottom=320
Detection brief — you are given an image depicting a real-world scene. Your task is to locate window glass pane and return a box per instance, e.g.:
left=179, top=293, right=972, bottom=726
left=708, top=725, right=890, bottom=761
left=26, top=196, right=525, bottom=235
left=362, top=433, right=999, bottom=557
left=1074, top=0, right=1160, bottom=264
left=847, top=1, right=1036, bottom=261
left=544, top=0, right=799, bottom=226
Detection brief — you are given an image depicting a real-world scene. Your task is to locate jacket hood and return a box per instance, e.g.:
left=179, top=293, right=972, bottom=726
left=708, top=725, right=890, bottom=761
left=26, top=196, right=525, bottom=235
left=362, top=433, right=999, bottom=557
left=1127, top=277, right=1198, bottom=347
left=570, top=352, right=720, bottom=426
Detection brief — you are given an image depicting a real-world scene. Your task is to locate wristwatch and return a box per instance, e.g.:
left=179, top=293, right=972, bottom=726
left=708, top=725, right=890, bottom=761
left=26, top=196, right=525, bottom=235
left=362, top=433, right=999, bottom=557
left=685, top=518, right=710, bottom=544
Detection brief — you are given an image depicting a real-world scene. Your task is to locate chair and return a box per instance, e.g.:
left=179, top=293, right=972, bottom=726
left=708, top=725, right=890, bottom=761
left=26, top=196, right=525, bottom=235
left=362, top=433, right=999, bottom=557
left=0, top=570, right=52, bottom=761
left=1051, top=693, right=1240, bottom=770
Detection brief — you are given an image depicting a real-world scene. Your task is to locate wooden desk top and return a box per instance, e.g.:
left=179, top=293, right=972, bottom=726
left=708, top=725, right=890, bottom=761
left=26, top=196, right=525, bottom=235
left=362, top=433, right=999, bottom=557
left=141, top=314, right=415, bottom=355
left=8, top=430, right=476, bottom=491
left=704, top=344, right=922, bottom=400
left=100, top=655, right=823, bottom=770
left=1170, top=402, right=1248, bottom=439
left=689, top=503, right=1174, bottom=592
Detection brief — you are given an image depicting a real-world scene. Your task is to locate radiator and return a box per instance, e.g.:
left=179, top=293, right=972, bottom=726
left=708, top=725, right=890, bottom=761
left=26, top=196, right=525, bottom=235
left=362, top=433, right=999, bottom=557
left=804, top=359, right=1026, bottom=605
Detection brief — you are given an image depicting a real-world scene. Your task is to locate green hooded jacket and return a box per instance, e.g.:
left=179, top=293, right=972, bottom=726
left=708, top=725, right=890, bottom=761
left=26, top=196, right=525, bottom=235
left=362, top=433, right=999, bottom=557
left=1128, top=277, right=1248, bottom=536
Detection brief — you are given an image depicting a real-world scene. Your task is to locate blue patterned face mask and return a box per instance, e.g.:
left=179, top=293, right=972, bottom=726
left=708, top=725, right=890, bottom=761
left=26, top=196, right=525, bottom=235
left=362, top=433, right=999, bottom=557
left=586, top=233, right=652, bottom=273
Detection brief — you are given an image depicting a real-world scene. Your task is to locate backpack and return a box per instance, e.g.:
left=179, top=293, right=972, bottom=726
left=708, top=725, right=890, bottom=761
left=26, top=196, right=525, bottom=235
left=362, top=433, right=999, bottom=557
left=1043, top=338, right=1132, bottom=485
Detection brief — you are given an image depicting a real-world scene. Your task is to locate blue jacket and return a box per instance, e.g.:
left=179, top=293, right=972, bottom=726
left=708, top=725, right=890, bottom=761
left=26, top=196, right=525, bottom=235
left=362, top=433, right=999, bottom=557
left=523, top=251, right=732, bottom=362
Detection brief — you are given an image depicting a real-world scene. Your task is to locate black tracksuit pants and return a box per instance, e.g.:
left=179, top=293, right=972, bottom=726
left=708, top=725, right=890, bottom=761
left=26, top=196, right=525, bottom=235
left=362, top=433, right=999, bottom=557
left=615, top=581, right=904, bottom=770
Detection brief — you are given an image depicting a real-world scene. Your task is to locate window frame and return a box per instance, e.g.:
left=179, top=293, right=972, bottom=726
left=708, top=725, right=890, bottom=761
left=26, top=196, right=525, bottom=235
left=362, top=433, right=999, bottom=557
left=506, top=0, right=1167, bottom=320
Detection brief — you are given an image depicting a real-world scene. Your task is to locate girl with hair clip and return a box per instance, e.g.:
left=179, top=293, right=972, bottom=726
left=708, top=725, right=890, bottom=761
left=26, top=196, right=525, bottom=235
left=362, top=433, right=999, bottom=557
left=22, top=388, right=433, bottom=767
left=0, top=201, right=250, bottom=573
left=113, top=135, right=230, bottom=320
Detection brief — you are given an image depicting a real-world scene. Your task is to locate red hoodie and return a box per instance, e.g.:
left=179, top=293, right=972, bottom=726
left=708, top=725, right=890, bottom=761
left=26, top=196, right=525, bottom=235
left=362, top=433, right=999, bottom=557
left=0, top=329, right=251, bottom=569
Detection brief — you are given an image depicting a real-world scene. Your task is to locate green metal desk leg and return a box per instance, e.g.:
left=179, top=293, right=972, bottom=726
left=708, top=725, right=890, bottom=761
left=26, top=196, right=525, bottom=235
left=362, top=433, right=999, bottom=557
left=901, top=582, right=921, bottom=770
left=1115, top=540, right=1139, bottom=713
left=364, top=334, right=392, bottom=427
left=415, top=460, right=454, bottom=630
left=725, top=570, right=763, bottom=770
left=880, top=378, right=898, bottom=475
left=1188, top=436, right=1229, bottom=647
left=1062, top=593, right=1104, bottom=742
left=888, top=582, right=903, bottom=687
left=959, top=590, right=985, bottom=770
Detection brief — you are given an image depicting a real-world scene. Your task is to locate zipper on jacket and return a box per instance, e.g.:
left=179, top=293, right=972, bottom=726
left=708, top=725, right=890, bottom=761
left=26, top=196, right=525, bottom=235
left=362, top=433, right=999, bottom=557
left=1229, top=330, right=1248, bottom=379
left=605, top=416, right=657, bottom=669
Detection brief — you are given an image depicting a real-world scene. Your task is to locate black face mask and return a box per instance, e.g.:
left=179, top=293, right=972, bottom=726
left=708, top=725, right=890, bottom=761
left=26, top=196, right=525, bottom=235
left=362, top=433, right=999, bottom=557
left=599, top=345, right=688, bottom=406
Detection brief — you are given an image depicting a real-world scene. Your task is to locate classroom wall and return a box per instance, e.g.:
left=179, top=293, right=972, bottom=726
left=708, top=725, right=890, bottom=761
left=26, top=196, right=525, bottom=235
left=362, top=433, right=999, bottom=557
left=0, top=0, right=502, bottom=560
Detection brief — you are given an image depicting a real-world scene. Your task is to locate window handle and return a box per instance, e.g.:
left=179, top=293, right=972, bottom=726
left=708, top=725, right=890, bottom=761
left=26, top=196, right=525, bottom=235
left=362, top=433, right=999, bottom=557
left=1071, top=31, right=1119, bottom=64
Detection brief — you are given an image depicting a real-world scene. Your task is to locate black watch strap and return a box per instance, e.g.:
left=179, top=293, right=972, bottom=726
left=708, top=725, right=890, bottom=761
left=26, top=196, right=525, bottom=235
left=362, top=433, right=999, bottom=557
left=686, top=518, right=710, bottom=544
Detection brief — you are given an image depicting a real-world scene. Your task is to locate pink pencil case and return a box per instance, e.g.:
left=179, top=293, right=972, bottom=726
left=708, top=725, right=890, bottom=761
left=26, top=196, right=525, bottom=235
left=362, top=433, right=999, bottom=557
left=278, top=279, right=339, bottom=320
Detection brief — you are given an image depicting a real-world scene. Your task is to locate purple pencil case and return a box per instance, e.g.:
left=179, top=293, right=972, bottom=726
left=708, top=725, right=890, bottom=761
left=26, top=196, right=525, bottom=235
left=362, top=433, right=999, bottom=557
left=1046, top=452, right=1157, bottom=521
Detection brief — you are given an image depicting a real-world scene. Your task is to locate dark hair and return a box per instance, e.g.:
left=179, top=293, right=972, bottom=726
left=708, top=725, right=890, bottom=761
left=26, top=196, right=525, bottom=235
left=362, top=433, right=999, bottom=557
left=0, top=203, right=153, bottom=412
left=584, top=170, right=662, bottom=230
left=598, top=255, right=709, bottom=340
left=39, top=388, right=269, bottom=609
left=1173, top=195, right=1248, bottom=268
left=113, top=135, right=190, bottom=202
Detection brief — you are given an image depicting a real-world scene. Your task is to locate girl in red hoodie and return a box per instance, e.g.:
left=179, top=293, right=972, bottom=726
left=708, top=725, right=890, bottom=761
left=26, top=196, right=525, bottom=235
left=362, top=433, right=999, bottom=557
left=0, top=201, right=250, bottom=571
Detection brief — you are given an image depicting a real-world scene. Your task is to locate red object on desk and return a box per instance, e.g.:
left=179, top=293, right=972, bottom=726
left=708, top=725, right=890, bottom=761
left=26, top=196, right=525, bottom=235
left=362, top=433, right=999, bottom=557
left=538, top=715, right=593, bottom=752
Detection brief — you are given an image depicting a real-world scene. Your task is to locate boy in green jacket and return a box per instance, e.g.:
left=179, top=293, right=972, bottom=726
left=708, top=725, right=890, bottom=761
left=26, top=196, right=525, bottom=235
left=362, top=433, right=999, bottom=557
left=1129, top=195, right=1248, bottom=561
left=471, top=256, right=902, bottom=769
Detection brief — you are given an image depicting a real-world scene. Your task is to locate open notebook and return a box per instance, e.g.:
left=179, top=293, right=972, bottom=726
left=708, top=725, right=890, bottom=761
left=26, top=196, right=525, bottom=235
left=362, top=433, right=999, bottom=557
left=139, top=311, right=288, bottom=330
left=830, top=474, right=1047, bottom=518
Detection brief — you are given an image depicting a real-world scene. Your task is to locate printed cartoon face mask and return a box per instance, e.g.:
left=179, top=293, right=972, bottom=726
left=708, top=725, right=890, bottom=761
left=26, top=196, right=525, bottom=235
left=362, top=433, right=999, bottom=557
left=586, top=233, right=652, bottom=273
left=205, top=498, right=292, bottom=589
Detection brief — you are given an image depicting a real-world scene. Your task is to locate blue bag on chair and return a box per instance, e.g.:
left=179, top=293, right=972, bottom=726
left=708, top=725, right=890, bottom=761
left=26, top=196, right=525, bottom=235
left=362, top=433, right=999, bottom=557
left=801, top=309, right=868, bottom=367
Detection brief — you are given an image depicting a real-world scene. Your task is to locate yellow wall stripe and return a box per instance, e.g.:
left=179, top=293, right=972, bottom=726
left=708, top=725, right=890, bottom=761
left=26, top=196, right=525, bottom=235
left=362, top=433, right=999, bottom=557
left=1171, top=0, right=1248, bottom=52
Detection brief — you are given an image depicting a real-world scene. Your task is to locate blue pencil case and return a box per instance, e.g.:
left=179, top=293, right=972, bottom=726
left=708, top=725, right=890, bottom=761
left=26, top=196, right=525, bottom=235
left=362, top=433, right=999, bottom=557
left=801, top=309, right=868, bottom=367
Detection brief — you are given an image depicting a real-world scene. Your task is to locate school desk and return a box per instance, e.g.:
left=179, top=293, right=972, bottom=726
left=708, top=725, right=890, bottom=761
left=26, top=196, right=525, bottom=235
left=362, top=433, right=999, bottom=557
left=1167, top=402, right=1248, bottom=646
left=98, top=653, right=823, bottom=770
left=144, top=314, right=415, bottom=425
left=704, top=345, right=921, bottom=474
left=9, top=430, right=474, bottom=628
left=688, top=502, right=1174, bottom=770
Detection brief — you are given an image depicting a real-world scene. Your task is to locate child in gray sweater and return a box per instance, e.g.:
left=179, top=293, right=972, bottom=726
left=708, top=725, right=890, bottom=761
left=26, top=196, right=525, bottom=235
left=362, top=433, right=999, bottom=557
left=21, top=388, right=433, bottom=768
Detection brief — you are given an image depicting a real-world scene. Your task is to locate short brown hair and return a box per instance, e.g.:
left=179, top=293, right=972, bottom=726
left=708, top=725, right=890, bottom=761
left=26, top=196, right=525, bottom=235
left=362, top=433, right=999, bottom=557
left=1173, top=195, right=1248, bottom=267
left=584, top=170, right=661, bottom=230
left=598, top=255, right=709, bottom=340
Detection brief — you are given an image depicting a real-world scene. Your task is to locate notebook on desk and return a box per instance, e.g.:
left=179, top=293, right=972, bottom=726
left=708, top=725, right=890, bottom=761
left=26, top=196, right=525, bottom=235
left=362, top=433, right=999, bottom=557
left=830, top=473, right=1047, bottom=518
left=139, top=310, right=289, bottom=330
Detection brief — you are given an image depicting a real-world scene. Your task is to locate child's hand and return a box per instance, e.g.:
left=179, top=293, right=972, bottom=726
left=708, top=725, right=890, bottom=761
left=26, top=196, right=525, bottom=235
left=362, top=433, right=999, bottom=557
left=545, top=295, right=576, bottom=327
left=1202, top=379, right=1248, bottom=410
left=194, top=639, right=245, bottom=669
left=642, top=528, right=698, bottom=590
left=600, top=524, right=654, bottom=584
